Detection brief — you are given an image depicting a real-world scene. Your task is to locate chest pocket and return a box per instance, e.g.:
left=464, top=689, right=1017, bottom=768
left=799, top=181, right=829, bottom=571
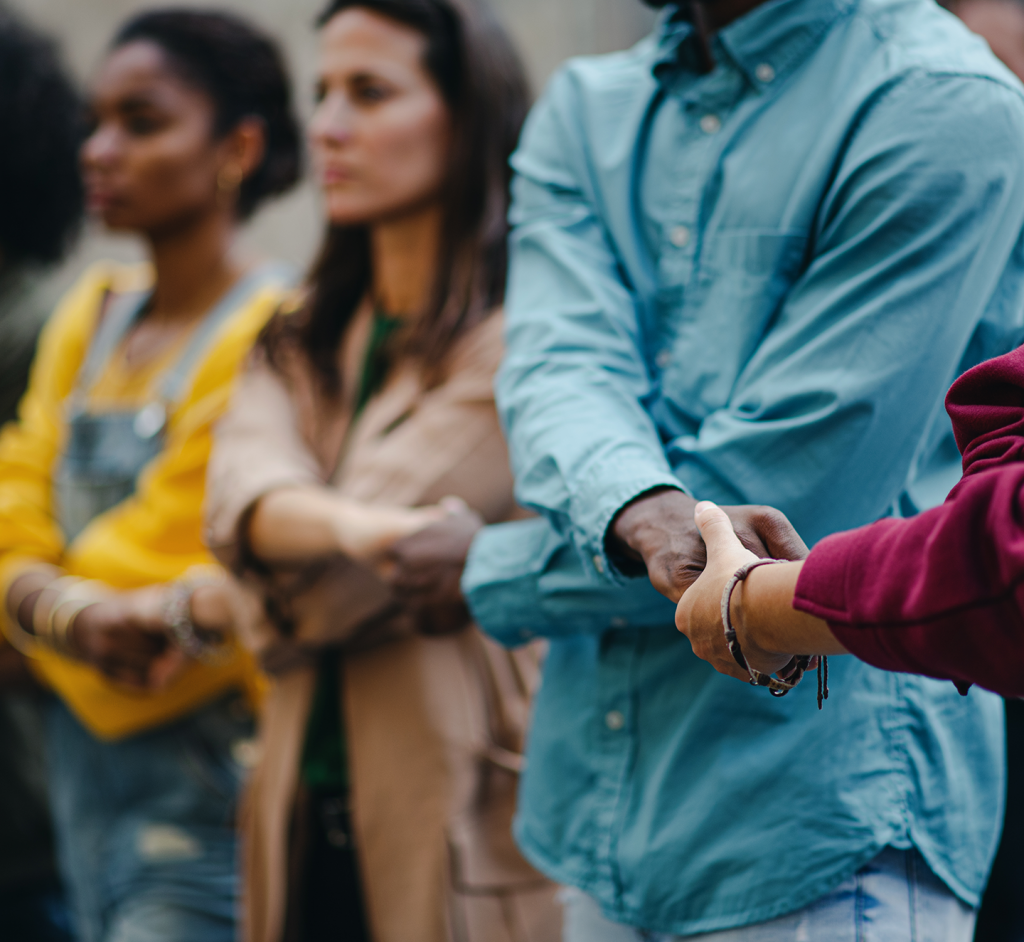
left=665, top=230, right=808, bottom=416
left=55, top=263, right=294, bottom=544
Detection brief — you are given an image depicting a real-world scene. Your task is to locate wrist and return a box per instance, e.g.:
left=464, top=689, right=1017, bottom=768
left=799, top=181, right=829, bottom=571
left=609, top=487, right=694, bottom=565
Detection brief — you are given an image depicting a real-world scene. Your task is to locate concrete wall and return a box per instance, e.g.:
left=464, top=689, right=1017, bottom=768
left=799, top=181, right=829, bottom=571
left=9, top=0, right=654, bottom=287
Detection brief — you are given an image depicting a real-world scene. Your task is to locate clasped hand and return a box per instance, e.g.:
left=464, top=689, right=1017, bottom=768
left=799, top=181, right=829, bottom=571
left=610, top=488, right=809, bottom=680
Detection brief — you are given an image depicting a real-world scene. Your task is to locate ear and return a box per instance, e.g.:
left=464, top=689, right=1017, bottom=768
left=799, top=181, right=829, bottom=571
left=220, top=116, right=267, bottom=182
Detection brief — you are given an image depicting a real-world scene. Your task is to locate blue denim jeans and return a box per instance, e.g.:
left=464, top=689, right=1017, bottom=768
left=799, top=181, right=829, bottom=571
left=562, top=847, right=976, bottom=942
left=46, top=695, right=254, bottom=942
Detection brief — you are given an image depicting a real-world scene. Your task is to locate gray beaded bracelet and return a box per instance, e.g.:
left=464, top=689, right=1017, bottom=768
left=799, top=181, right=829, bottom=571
left=721, top=558, right=828, bottom=709
left=162, top=568, right=231, bottom=664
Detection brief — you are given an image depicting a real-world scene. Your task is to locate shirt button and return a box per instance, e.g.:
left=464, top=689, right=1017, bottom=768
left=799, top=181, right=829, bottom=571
left=610, top=616, right=628, bottom=628
left=656, top=349, right=672, bottom=369
left=669, top=225, right=690, bottom=248
left=592, top=554, right=606, bottom=574
left=605, top=710, right=626, bottom=731
left=700, top=113, right=722, bottom=134
left=755, top=62, right=776, bottom=83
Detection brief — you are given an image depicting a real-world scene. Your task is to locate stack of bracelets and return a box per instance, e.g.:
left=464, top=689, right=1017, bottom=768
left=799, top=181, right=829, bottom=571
left=1, top=564, right=231, bottom=665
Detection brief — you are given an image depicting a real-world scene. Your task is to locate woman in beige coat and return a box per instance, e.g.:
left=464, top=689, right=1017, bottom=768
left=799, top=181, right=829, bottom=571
left=204, top=2, right=559, bottom=941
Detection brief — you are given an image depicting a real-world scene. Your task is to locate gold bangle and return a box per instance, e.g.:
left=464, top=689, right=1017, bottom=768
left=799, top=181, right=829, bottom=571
left=46, top=580, right=111, bottom=656
left=5, top=566, right=62, bottom=624
left=0, top=613, right=40, bottom=657
left=50, top=597, right=97, bottom=656
left=33, top=576, right=84, bottom=644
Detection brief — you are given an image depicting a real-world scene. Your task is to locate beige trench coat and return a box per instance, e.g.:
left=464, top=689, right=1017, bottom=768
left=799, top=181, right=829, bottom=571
left=205, top=307, right=559, bottom=942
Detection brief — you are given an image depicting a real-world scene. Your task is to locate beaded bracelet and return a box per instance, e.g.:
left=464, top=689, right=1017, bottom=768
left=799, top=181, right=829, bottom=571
left=721, top=558, right=828, bottom=709
left=162, top=567, right=232, bottom=664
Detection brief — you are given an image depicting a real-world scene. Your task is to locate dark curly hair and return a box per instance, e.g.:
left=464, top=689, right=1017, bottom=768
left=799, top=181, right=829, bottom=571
left=262, top=0, right=529, bottom=393
left=113, top=8, right=302, bottom=219
left=0, top=5, right=85, bottom=265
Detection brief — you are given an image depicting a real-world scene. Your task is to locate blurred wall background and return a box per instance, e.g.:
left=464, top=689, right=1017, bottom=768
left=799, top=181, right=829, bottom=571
left=8, top=0, right=654, bottom=289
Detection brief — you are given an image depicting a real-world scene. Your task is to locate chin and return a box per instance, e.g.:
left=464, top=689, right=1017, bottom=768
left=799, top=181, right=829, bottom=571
left=324, top=198, right=376, bottom=228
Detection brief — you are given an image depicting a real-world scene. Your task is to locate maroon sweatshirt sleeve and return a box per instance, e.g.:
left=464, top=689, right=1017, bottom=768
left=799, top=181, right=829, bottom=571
left=793, top=345, right=1024, bottom=697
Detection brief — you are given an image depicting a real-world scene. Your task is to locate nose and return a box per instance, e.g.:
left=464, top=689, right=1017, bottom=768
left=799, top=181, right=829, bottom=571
left=81, top=122, right=120, bottom=171
left=309, top=90, right=353, bottom=149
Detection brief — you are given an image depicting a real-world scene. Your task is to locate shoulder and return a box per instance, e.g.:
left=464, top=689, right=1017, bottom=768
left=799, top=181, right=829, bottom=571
left=181, top=266, right=300, bottom=405
left=845, top=0, right=1024, bottom=102
left=515, top=36, right=660, bottom=178
left=820, top=3, right=1024, bottom=179
left=30, top=261, right=149, bottom=394
left=448, top=309, right=504, bottom=378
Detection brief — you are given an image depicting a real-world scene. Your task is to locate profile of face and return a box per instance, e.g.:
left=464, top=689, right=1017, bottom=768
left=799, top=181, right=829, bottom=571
left=309, top=8, right=453, bottom=226
left=81, top=41, right=253, bottom=235
left=955, top=0, right=1024, bottom=82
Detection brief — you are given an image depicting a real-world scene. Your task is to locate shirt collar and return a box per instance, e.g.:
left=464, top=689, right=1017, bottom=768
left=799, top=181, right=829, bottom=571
left=652, top=0, right=857, bottom=89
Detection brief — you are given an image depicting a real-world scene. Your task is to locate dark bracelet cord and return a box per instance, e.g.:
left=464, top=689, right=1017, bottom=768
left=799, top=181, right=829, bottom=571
left=721, top=558, right=829, bottom=710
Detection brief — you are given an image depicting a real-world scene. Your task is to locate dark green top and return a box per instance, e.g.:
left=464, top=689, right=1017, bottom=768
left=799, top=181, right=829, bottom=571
left=300, top=311, right=404, bottom=792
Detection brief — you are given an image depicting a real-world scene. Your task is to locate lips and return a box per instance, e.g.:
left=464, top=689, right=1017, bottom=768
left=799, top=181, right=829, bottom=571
left=84, top=181, right=125, bottom=214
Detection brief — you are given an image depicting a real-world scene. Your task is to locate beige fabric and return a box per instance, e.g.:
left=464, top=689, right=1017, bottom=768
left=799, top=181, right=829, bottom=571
left=206, top=307, right=559, bottom=942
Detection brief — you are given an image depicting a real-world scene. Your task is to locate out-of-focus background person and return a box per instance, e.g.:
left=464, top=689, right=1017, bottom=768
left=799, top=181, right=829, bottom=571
left=0, top=7, right=84, bottom=941
left=3, top=0, right=655, bottom=287
left=205, top=1, right=559, bottom=939
left=0, top=9, right=301, bottom=941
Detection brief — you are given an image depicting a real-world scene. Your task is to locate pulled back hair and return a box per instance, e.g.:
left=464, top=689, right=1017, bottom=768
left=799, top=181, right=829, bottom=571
left=113, top=8, right=302, bottom=219
left=0, top=5, right=84, bottom=265
left=264, top=0, right=530, bottom=393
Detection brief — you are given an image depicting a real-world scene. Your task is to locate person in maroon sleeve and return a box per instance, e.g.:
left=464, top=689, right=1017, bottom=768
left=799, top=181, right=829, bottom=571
left=675, top=342, right=1024, bottom=697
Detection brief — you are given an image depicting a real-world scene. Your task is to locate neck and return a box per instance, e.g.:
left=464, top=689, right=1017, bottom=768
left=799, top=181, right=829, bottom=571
left=145, top=208, right=243, bottom=324
left=370, top=202, right=442, bottom=319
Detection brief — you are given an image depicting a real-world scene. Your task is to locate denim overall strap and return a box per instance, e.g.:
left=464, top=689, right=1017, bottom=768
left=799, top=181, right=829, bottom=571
left=72, top=288, right=152, bottom=402
left=155, top=260, right=295, bottom=406
left=56, top=262, right=295, bottom=543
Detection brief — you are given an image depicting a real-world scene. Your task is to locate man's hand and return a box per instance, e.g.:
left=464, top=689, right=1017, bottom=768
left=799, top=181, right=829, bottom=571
left=383, top=498, right=485, bottom=635
left=675, top=501, right=796, bottom=680
left=608, top=487, right=808, bottom=602
left=70, top=586, right=187, bottom=690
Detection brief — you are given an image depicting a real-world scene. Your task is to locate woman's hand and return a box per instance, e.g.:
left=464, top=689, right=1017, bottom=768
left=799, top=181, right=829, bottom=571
left=330, top=498, right=448, bottom=560
left=383, top=497, right=484, bottom=635
left=248, top=487, right=447, bottom=564
left=675, top=501, right=797, bottom=680
left=70, top=585, right=187, bottom=690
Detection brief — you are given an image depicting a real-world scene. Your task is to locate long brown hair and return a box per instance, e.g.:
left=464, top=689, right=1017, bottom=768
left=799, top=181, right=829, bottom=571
left=263, top=0, right=529, bottom=393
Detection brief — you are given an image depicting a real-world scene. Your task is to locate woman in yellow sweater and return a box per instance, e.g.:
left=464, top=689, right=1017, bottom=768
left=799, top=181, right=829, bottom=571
left=0, top=10, right=299, bottom=942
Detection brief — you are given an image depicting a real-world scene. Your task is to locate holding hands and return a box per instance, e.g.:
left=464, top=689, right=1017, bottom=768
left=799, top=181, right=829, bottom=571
left=672, top=500, right=844, bottom=683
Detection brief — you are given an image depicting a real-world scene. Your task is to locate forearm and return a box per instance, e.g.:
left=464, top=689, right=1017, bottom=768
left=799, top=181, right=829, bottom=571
left=247, top=487, right=346, bottom=563
left=248, top=486, right=444, bottom=566
left=735, top=561, right=847, bottom=657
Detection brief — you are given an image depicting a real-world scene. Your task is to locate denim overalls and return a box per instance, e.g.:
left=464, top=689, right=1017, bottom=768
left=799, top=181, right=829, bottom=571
left=45, top=263, right=292, bottom=942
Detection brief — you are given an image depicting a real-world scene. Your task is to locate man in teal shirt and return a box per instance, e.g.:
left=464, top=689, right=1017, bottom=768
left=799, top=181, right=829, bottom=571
left=463, top=0, right=1024, bottom=937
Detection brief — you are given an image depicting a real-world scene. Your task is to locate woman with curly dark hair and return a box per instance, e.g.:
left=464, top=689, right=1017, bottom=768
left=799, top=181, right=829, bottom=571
left=0, top=9, right=300, bottom=942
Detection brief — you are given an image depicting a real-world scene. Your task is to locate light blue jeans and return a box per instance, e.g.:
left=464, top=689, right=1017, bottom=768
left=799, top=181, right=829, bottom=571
left=46, top=695, right=254, bottom=942
left=563, top=847, right=976, bottom=942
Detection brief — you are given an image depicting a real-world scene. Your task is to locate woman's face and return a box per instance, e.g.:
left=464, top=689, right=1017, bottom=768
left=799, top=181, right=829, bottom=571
left=310, top=8, right=453, bottom=226
left=82, top=41, right=228, bottom=235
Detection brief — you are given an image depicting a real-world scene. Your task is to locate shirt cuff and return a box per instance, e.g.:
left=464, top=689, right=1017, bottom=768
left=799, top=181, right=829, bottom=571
left=571, top=464, right=689, bottom=584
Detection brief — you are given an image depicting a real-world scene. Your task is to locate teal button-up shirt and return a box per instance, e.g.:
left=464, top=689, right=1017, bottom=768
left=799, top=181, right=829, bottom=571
left=465, top=0, right=1024, bottom=933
